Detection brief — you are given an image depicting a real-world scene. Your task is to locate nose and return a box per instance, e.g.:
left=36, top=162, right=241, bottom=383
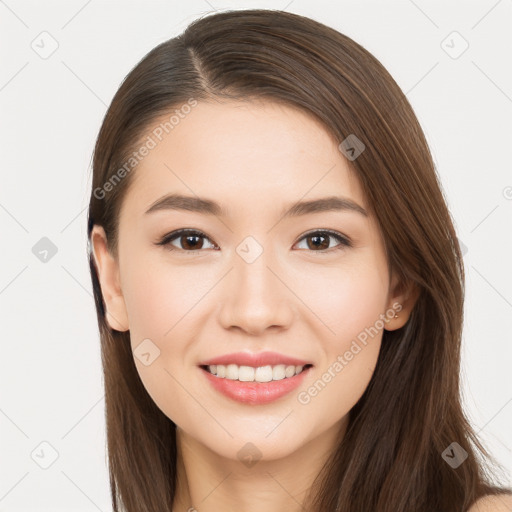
left=217, top=242, right=295, bottom=336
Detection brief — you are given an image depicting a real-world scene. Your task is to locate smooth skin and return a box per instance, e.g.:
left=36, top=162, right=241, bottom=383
left=469, top=495, right=512, bottom=511
left=91, top=98, right=427, bottom=512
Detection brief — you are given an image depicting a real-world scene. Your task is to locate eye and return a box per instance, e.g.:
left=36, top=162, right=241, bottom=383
left=294, top=229, right=352, bottom=252
left=156, top=229, right=218, bottom=252
left=155, top=228, right=352, bottom=253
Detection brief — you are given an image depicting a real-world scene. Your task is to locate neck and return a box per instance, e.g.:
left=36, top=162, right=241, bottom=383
left=172, top=417, right=348, bottom=512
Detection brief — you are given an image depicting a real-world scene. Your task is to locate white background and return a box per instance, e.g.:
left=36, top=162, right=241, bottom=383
left=0, top=0, right=511, bottom=510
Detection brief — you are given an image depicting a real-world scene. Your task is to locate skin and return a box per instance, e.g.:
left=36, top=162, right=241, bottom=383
left=469, top=495, right=512, bottom=511
left=91, top=99, right=419, bottom=512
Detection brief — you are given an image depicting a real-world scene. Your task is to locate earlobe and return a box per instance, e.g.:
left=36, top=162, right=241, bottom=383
left=90, top=225, right=130, bottom=332
left=384, top=275, right=420, bottom=331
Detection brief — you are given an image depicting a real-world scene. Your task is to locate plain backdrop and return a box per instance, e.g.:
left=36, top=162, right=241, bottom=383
left=0, top=1, right=511, bottom=510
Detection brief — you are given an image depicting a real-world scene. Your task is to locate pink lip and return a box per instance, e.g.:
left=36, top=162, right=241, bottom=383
left=198, top=351, right=312, bottom=367
left=200, top=365, right=312, bottom=405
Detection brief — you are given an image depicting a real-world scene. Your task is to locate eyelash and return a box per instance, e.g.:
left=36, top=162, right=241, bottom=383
left=155, top=228, right=352, bottom=254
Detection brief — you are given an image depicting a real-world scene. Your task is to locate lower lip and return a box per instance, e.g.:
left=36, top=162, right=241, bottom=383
left=200, top=366, right=312, bottom=405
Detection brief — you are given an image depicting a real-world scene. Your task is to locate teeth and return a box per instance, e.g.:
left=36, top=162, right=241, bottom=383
left=255, top=366, right=273, bottom=382
left=285, top=365, right=296, bottom=378
left=272, top=364, right=286, bottom=380
left=206, top=363, right=307, bottom=382
left=226, top=364, right=238, bottom=380
left=239, top=366, right=254, bottom=381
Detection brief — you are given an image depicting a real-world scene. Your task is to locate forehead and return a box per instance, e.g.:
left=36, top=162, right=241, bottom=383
left=120, top=99, right=367, bottom=221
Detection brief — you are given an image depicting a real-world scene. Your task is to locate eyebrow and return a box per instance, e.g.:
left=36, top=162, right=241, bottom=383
left=144, top=193, right=368, bottom=218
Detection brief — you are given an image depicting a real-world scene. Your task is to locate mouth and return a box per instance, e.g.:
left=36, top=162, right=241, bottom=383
left=200, top=363, right=314, bottom=382
left=199, top=363, right=314, bottom=405
left=197, top=351, right=314, bottom=404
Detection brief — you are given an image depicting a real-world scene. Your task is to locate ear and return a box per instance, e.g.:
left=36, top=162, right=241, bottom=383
left=384, top=272, right=420, bottom=331
left=90, top=225, right=129, bottom=332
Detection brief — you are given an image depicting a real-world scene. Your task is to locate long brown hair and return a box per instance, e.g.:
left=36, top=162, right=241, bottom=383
left=87, top=9, right=511, bottom=511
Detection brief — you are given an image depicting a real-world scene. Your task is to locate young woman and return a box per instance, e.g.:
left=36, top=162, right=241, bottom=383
left=87, top=9, right=512, bottom=512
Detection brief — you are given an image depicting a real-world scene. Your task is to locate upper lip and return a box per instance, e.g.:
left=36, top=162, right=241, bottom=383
left=199, top=351, right=313, bottom=368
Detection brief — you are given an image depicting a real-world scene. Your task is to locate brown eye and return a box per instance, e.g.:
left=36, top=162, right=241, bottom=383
left=295, top=230, right=352, bottom=252
left=156, top=228, right=351, bottom=254
left=157, top=229, right=217, bottom=252
left=306, top=233, right=330, bottom=250
left=179, top=233, right=204, bottom=250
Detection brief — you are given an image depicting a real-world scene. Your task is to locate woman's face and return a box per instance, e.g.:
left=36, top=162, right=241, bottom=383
left=92, top=99, right=410, bottom=462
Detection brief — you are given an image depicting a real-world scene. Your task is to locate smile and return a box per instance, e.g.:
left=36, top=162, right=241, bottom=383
left=199, top=364, right=313, bottom=405
left=202, top=363, right=312, bottom=382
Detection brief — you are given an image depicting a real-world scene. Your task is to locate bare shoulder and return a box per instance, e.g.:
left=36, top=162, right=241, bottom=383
left=468, top=494, right=512, bottom=511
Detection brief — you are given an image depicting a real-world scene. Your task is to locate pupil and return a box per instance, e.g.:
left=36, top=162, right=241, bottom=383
left=310, top=234, right=328, bottom=250
left=184, top=235, right=201, bottom=249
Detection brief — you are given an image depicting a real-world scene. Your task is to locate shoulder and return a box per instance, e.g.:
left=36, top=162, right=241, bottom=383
left=468, top=494, right=512, bottom=511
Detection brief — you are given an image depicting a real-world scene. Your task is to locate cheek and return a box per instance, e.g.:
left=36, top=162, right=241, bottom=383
left=294, top=261, right=386, bottom=417
left=299, top=334, right=381, bottom=431
left=121, top=253, right=212, bottom=341
left=120, top=255, right=220, bottom=422
left=294, top=257, right=388, bottom=340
